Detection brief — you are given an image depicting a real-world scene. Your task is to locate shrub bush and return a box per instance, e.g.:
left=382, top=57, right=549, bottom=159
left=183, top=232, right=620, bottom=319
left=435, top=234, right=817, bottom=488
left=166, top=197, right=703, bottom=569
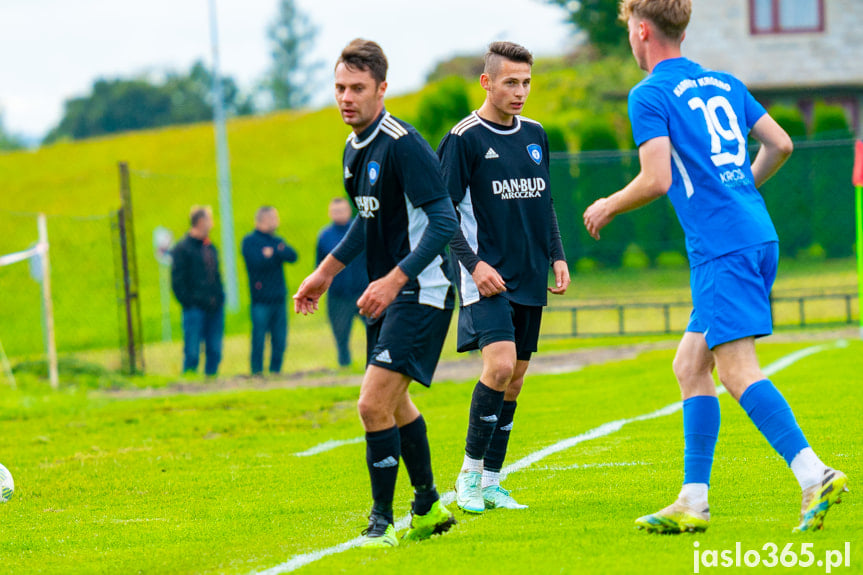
left=654, top=250, right=688, bottom=269
left=621, top=243, right=650, bottom=269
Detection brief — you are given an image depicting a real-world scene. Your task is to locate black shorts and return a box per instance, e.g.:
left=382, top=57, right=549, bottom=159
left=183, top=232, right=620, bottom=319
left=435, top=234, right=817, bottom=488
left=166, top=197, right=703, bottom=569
left=366, top=300, right=453, bottom=387
left=457, top=295, right=543, bottom=361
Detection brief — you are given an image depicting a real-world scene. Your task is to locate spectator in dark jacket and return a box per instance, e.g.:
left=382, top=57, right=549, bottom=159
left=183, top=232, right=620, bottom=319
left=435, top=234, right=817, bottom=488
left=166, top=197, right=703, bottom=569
left=316, top=198, right=368, bottom=367
left=171, top=205, right=225, bottom=376
left=241, top=206, right=298, bottom=375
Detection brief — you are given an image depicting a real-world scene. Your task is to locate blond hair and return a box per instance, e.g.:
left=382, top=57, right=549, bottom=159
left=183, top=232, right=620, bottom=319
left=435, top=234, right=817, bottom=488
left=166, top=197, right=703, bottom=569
left=619, top=0, right=691, bottom=41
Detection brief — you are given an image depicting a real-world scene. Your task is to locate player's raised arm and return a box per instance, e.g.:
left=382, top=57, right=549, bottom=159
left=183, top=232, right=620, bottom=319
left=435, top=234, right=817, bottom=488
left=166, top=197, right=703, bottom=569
left=583, top=136, right=672, bottom=240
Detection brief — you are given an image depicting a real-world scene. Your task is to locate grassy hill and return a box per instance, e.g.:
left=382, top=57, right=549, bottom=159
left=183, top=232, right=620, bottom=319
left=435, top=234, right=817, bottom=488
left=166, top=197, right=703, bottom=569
left=0, top=58, right=645, bottom=360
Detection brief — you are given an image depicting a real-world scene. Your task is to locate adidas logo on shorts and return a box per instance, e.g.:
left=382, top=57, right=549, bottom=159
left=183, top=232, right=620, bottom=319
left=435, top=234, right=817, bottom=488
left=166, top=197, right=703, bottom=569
left=375, top=349, right=392, bottom=364
left=484, top=147, right=500, bottom=159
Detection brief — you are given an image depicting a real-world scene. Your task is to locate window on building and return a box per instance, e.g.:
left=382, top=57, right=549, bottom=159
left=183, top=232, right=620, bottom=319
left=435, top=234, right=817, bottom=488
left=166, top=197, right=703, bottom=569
left=751, top=0, right=824, bottom=34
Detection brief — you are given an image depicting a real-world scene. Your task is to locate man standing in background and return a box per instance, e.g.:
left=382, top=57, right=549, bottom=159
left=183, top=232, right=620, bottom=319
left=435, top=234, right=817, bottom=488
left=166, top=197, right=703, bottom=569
left=316, top=197, right=368, bottom=367
left=171, top=205, right=225, bottom=377
left=242, top=205, right=298, bottom=375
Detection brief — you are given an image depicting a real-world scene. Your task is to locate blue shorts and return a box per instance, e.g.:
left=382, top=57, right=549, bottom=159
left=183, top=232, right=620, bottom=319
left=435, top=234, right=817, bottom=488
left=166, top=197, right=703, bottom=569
left=687, top=242, right=778, bottom=349
left=366, top=300, right=453, bottom=387
left=457, top=295, right=543, bottom=361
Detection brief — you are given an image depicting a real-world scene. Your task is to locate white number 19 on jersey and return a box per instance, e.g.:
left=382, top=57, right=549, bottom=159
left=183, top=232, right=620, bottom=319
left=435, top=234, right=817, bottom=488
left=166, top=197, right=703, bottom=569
left=688, top=95, right=746, bottom=168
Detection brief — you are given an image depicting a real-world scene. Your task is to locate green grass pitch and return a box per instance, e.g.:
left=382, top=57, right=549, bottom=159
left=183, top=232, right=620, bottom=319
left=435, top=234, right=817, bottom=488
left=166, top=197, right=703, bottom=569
left=0, top=338, right=860, bottom=574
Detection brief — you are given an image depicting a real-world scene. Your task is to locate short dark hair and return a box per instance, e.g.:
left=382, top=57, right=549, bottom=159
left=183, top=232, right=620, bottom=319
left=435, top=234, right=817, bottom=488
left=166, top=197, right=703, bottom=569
left=484, top=41, right=533, bottom=78
left=336, top=38, right=388, bottom=84
left=255, top=205, right=276, bottom=223
left=190, top=205, right=212, bottom=227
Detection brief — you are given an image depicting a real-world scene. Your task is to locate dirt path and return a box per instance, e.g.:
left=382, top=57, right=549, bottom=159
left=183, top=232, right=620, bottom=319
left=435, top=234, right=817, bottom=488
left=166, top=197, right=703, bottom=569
left=104, top=328, right=856, bottom=399
left=105, top=341, right=678, bottom=399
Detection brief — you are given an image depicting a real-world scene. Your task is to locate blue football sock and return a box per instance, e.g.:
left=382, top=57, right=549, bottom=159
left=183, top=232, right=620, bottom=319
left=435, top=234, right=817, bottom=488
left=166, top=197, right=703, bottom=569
left=683, top=395, right=720, bottom=486
left=739, top=379, right=809, bottom=465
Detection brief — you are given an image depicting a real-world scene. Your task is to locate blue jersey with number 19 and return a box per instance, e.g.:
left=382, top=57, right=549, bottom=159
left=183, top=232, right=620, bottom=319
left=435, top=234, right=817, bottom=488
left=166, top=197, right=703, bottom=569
left=629, top=57, right=778, bottom=267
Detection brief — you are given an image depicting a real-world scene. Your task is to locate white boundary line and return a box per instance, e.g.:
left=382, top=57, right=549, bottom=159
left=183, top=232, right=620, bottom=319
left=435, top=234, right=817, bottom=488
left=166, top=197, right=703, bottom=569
left=252, top=341, right=844, bottom=575
left=293, top=437, right=364, bottom=457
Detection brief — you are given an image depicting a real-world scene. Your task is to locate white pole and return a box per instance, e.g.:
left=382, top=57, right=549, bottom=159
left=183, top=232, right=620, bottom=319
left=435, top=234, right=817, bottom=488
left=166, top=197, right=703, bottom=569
left=159, top=262, right=172, bottom=342
left=37, top=214, right=59, bottom=389
left=0, top=338, right=16, bottom=388
left=208, top=0, right=239, bottom=313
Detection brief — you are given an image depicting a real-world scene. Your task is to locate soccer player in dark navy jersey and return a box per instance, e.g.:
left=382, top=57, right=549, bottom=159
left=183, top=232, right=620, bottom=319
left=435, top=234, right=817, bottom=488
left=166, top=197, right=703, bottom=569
left=293, top=39, right=458, bottom=547
left=438, top=41, right=570, bottom=513
left=584, top=0, right=847, bottom=534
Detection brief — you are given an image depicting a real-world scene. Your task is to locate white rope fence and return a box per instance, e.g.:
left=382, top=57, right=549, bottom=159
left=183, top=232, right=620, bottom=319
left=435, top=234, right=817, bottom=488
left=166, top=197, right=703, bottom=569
left=0, top=243, right=46, bottom=267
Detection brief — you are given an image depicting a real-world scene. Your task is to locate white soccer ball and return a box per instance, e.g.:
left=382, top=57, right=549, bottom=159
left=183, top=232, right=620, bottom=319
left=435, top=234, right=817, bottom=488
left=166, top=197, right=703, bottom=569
left=0, top=463, right=14, bottom=502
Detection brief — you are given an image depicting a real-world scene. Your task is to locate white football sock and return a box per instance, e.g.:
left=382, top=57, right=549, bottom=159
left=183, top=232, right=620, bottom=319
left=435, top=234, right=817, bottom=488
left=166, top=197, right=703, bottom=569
left=790, top=447, right=827, bottom=490
left=482, top=470, right=501, bottom=489
left=678, top=483, right=709, bottom=509
left=462, top=455, right=483, bottom=474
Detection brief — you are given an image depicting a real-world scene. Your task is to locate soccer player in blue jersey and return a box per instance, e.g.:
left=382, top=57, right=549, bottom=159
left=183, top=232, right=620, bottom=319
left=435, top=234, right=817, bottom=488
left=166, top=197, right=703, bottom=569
left=439, top=41, right=570, bottom=514
left=293, top=39, right=458, bottom=547
left=584, top=0, right=847, bottom=534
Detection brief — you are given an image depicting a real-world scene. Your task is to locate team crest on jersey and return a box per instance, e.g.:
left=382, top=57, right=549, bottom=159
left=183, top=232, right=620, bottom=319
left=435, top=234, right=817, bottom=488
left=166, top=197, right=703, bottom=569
left=527, top=144, right=542, bottom=165
left=367, top=161, right=380, bottom=185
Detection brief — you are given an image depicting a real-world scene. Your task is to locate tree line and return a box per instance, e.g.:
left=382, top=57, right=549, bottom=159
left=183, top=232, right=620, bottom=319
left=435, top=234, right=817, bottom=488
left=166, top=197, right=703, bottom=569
left=38, top=0, right=319, bottom=145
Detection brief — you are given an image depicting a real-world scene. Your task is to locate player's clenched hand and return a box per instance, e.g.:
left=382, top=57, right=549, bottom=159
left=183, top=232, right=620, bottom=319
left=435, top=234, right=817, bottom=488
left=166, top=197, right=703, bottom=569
left=472, top=261, right=506, bottom=297
left=548, top=260, right=570, bottom=295
left=583, top=197, right=614, bottom=240
left=357, top=266, right=408, bottom=320
left=292, top=270, right=332, bottom=315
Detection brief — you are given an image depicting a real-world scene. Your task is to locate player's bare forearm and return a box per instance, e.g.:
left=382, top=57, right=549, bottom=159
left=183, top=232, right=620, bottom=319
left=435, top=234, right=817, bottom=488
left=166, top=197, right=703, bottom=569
left=750, top=114, right=793, bottom=188
left=292, top=254, right=344, bottom=315
left=583, top=137, right=671, bottom=240
left=472, top=261, right=506, bottom=297
left=548, top=259, right=570, bottom=295
left=357, top=265, right=408, bottom=320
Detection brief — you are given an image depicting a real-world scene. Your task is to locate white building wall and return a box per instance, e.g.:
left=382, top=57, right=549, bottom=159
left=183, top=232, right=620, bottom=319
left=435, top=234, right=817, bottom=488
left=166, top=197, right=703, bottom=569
left=683, top=0, right=863, bottom=88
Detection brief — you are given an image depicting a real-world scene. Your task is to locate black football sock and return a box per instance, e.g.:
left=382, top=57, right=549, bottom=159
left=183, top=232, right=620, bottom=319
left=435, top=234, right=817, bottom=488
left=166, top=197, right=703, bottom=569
left=366, top=426, right=400, bottom=523
left=399, top=414, right=440, bottom=515
left=464, top=381, right=505, bottom=461
left=484, top=400, right=517, bottom=473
